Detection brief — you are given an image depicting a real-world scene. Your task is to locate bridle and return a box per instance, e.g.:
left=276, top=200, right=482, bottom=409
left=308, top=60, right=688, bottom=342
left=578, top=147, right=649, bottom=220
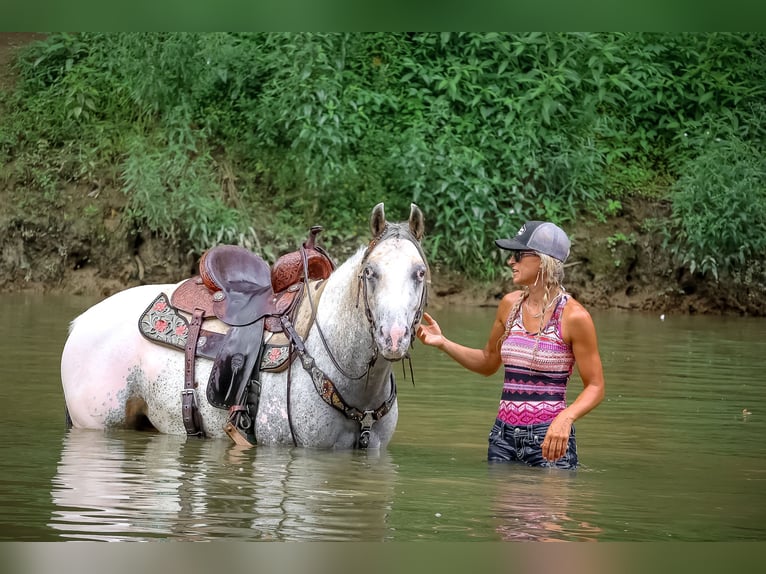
left=280, top=222, right=429, bottom=448
left=310, top=221, right=429, bottom=381
left=356, top=222, right=429, bottom=374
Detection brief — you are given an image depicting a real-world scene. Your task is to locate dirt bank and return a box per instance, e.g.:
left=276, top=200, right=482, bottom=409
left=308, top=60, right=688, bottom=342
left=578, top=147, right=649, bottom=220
left=3, top=177, right=763, bottom=316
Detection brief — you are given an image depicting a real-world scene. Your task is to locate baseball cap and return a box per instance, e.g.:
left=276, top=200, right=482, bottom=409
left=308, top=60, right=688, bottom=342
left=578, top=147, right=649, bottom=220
left=495, top=221, right=571, bottom=262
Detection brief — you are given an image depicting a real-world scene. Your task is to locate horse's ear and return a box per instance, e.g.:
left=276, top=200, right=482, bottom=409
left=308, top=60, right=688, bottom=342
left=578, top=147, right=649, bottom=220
left=371, top=202, right=386, bottom=237
left=409, top=203, right=425, bottom=241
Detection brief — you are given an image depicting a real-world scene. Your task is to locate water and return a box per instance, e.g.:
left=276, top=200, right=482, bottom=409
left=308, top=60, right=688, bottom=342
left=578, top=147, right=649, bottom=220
left=1, top=292, right=765, bottom=541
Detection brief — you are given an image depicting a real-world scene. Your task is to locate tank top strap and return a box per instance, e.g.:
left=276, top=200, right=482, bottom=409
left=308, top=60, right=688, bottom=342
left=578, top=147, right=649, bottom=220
left=550, top=292, right=570, bottom=338
left=503, top=297, right=523, bottom=338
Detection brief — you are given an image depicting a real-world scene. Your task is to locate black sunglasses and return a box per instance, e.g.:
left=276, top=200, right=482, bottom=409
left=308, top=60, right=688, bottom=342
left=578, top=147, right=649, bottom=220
left=510, top=250, right=538, bottom=261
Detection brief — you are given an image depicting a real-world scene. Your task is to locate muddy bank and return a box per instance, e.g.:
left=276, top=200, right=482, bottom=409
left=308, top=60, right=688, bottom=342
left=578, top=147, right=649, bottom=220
left=1, top=177, right=764, bottom=316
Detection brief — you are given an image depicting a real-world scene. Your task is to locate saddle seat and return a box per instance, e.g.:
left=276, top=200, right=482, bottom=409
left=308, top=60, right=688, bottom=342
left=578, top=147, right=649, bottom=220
left=198, top=245, right=275, bottom=326
left=171, top=226, right=335, bottom=330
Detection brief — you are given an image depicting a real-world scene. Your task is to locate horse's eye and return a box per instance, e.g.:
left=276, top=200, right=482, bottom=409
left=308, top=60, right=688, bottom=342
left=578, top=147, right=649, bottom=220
left=363, top=266, right=375, bottom=279
left=414, top=266, right=426, bottom=282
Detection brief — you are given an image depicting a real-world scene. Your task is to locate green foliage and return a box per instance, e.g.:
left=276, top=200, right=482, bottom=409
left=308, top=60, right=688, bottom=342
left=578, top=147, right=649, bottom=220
left=2, top=32, right=765, bottom=279
left=121, top=134, right=251, bottom=254
left=606, top=231, right=636, bottom=268
left=668, top=105, right=766, bottom=280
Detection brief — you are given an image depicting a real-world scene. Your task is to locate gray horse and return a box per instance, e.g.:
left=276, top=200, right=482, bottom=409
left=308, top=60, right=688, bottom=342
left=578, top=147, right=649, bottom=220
left=61, top=203, right=428, bottom=449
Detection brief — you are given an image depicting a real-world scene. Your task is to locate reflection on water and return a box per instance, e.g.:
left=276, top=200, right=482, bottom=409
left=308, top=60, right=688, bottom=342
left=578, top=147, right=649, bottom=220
left=49, top=429, right=397, bottom=541
left=488, top=465, right=602, bottom=542
left=1, top=293, right=766, bottom=541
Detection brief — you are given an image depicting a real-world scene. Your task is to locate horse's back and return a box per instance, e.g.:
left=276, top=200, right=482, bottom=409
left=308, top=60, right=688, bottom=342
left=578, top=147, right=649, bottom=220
left=61, top=284, right=177, bottom=429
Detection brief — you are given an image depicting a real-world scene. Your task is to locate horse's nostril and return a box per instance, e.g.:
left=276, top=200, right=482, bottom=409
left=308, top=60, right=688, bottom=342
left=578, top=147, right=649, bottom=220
left=388, top=324, right=406, bottom=351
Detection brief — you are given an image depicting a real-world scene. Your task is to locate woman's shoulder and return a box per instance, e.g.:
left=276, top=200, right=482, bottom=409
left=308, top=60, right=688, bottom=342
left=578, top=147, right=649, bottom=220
left=562, top=293, right=587, bottom=313
left=561, top=295, right=595, bottom=328
left=502, top=290, right=524, bottom=305
left=496, top=290, right=523, bottom=321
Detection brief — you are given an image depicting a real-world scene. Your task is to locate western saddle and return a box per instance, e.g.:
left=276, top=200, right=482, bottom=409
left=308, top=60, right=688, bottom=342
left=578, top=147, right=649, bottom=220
left=158, top=226, right=334, bottom=444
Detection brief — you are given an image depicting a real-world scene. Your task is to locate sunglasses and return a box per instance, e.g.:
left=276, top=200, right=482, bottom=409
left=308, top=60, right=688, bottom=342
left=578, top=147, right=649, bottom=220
left=510, top=250, right=538, bottom=261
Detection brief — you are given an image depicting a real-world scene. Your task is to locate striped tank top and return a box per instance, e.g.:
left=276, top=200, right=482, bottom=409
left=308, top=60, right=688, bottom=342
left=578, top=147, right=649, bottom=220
left=497, top=293, right=574, bottom=425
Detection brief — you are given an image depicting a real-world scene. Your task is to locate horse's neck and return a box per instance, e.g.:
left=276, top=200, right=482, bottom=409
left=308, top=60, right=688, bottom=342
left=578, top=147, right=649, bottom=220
left=310, top=248, right=392, bottom=400
left=314, top=247, right=366, bottom=336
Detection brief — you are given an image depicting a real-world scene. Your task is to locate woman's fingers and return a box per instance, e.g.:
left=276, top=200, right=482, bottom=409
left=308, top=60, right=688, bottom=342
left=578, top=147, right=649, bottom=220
left=542, top=427, right=569, bottom=461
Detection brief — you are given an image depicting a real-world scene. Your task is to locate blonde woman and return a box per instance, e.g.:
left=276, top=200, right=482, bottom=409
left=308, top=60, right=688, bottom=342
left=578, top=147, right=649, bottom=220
left=417, top=221, right=605, bottom=469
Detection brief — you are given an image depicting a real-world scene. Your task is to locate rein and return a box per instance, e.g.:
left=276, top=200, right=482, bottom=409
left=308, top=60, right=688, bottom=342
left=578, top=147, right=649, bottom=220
left=305, top=244, right=373, bottom=382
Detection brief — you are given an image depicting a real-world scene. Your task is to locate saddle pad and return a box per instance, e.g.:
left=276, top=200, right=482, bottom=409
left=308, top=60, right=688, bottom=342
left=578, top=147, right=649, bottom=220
left=138, top=293, right=194, bottom=349
left=138, top=293, right=292, bottom=371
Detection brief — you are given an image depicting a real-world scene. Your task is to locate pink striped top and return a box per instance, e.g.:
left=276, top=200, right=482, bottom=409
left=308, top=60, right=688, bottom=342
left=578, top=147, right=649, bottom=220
left=497, top=294, right=574, bottom=425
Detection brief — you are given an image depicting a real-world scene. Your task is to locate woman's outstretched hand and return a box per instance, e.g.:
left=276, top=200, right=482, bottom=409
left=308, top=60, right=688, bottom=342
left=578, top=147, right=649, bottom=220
left=416, top=312, right=445, bottom=348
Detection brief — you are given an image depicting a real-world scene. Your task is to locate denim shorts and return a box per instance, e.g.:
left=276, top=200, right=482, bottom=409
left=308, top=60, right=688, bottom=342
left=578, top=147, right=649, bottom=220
left=487, top=418, right=578, bottom=469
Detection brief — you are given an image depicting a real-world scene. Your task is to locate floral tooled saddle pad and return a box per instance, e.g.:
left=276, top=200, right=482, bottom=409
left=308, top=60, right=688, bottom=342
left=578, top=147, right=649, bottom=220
left=138, top=293, right=292, bottom=372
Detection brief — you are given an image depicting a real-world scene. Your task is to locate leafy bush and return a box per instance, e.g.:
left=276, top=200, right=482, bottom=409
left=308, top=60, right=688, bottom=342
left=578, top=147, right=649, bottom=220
left=2, top=32, right=764, bottom=279
left=121, top=134, right=254, bottom=253
left=668, top=105, right=766, bottom=280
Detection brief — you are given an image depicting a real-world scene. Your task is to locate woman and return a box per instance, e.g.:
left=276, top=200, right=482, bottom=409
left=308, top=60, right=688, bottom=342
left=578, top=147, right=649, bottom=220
left=416, top=221, right=605, bottom=469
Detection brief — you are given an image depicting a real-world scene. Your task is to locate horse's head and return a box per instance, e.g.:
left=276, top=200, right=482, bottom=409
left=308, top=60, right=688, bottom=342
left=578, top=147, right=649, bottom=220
left=359, top=203, right=429, bottom=361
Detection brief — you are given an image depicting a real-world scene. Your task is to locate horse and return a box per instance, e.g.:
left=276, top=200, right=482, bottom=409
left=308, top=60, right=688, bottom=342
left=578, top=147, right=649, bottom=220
left=60, top=203, right=428, bottom=449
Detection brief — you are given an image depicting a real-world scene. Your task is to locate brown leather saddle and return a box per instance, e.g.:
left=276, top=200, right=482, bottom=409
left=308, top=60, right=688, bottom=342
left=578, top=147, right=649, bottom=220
left=139, top=226, right=334, bottom=441
left=174, top=225, right=333, bottom=329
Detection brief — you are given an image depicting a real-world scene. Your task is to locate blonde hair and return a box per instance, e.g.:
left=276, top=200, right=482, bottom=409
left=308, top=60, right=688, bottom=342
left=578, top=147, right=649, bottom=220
left=501, top=253, right=566, bottom=346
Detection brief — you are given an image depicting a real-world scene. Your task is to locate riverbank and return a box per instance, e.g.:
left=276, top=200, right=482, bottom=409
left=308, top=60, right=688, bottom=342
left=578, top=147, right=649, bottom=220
left=1, top=133, right=763, bottom=315
left=2, top=186, right=764, bottom=317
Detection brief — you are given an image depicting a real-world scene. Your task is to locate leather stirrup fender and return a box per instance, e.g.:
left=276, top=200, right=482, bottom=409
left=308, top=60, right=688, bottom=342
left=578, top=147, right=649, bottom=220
left=182, top=308, right=205, bottom=437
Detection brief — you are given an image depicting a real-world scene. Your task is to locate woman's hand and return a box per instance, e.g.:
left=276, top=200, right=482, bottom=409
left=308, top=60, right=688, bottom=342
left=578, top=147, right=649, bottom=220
left=416, top=312, right=445, bottom=348
left=541, top=411, right=574, bottom=462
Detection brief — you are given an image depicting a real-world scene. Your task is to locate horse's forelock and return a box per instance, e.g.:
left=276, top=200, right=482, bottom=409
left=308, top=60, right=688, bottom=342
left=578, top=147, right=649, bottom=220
left=367, top=234, right=422, bottom=265
left=364, top=221, right=426, bottom=264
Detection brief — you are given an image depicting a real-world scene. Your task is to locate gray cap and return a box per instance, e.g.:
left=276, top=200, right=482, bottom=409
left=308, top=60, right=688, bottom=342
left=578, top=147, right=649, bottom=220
left=495, top=221, right=571, bottom=262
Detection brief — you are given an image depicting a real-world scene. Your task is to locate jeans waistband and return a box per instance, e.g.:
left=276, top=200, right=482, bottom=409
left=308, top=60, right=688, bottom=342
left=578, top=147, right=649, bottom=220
left=494, top=418, right=551, bottom=437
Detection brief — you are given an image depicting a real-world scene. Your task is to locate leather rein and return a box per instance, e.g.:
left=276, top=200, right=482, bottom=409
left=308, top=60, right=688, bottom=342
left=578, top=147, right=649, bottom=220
left=281, top=224, right=428, bottom=448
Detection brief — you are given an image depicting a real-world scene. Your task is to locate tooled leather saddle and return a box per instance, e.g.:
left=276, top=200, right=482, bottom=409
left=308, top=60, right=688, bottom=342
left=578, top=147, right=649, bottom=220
left=138, top=226, right=334, bottom=443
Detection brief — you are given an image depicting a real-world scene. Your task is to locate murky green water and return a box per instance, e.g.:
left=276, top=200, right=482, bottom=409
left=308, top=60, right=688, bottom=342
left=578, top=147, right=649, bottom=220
left=1, top=293, right=764, bottom=541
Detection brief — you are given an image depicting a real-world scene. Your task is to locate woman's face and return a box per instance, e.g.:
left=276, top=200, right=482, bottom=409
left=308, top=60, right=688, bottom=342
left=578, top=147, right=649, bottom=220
left=508, top=250, right=541, bottom=285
